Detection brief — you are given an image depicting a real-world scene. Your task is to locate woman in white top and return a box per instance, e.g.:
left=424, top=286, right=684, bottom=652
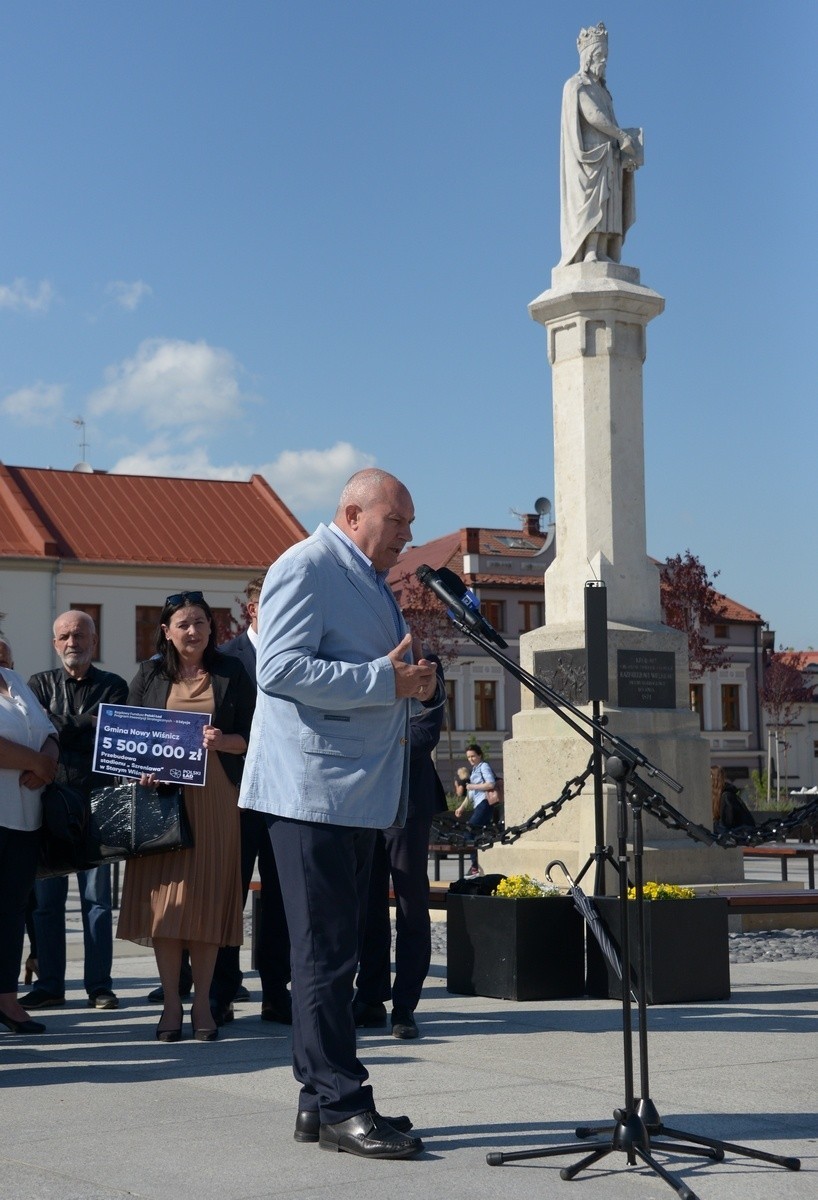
left=0, top=644, right=59, bottom=1034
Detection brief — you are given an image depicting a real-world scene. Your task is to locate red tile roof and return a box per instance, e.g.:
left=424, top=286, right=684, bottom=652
left=389, top=526, right=549, bottom=599
left=781, top=651, right=818, bottom=670
left=712, top=593, right=762, bottom=624
left=0, top=463, right=307, bottom=569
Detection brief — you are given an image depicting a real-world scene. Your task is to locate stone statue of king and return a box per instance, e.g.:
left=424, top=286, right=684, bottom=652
left=559, top=22, right=643, bottom=266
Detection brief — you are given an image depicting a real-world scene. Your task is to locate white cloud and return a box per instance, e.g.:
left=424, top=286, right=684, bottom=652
left=105, top=280, right=153, bottom=311
left=264, top=442, right=376, bottom=509
left=108, top=440, right=376, bottom=514
left=1, top=382, right=64, bottom=424
left=87, top=337, right=249, bottom=442
left=0, top=278, right=56, bottom=314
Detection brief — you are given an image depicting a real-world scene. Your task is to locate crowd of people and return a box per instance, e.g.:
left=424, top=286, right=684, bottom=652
left=0, top=468, right=502, bottom=1160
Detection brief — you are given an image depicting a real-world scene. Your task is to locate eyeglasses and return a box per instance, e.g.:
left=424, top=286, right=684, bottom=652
left=165, top=591, right=205, bottom=607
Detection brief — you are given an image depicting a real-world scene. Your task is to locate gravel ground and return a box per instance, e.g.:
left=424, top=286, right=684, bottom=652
left=426, top=922, right=818, bottom=963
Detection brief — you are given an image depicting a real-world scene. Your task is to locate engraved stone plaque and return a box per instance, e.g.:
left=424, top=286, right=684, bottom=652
left=616, top=649, right=675, bottom=709
left=533, top=650, right=588, bottom=706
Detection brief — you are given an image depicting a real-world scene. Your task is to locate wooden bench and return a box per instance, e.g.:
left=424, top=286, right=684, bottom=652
left=428, top=842, right=470, bottom=879
left=743, top=844, right=817, bottom=889
left=389, top=881, right=449, bottom=910
left=720, top=889, right=818, bottom=916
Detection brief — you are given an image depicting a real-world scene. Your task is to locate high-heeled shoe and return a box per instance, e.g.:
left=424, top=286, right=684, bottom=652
left=155, top=1022, right=182, bottom=1043
left=0, top=1012, right=46, bottom=1035
left=190, top=1017, right=218, bottom=1042
left=24, top=955, right=38, bottom=986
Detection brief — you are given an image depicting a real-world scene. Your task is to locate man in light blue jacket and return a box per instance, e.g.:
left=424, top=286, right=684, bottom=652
left=239, top=468, right=441, bottom=1159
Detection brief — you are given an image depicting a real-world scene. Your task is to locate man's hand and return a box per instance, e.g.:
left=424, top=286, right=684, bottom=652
left=388, top=633, right=438, bottom=701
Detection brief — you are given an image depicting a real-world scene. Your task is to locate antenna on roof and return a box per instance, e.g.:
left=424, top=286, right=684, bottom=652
left=70, top=416, right=92, bottom=472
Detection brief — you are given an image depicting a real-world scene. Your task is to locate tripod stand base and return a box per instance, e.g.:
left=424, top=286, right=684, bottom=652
left=486, top=1111, right=708, bottom=1200
left=487, top=1104, right=800, bottom=1200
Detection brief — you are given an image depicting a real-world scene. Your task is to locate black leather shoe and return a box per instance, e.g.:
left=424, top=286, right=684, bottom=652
left=88, top=989, right=119, bottom=1010
left=294, top=1108, right=413, bottom=1144
left=260, top=991, right=292, bottom=1025
left=0, top=1013, right=46, bottom=1034
left=147, top=983, right=192, bottom=1003
left=210, top=1002, right=234, bottom=1027
left=318, top=1111, right=422, bottom=1158
left=352, top=998, right=387, bottom=1028
left=391, top=1007, right=419, bottom=1039
left=18, top=990, right=64, bottom=1009
left=234, top=984, right=251, bottom=1002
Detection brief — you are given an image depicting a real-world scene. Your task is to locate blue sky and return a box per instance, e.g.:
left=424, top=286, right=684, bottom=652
left=2, top=1, right=816, bottom=648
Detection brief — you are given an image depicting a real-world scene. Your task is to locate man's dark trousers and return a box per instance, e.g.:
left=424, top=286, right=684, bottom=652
left=267, top=815, right=376, bottom=1123
left=356, top=813, right=433, bottom=1013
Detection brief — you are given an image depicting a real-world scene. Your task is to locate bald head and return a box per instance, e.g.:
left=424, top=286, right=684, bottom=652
left=335, top=469, right=414, bottom=572
left=53, top=610, right=97, bottom=679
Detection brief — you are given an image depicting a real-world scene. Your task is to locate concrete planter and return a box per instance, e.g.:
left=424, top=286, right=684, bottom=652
left=586, top=896, right=730, bottom=1005
left=446, top=893, right=585, bottom=1001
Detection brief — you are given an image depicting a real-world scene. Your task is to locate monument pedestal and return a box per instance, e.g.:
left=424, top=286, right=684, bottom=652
left=482, top=263, right=742, bottom=887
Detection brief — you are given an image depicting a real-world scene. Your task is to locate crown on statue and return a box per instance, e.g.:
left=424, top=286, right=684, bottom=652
left=577, top=22, right=607, bottom=55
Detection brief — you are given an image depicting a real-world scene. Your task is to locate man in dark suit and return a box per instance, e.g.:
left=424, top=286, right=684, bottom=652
left=211, top=576, right=292, bottom=1025
left=354, top=655, right=446, bottom=1040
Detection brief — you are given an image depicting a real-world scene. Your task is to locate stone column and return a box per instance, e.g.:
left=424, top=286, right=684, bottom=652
left=481, top=263, right=741, bottom=887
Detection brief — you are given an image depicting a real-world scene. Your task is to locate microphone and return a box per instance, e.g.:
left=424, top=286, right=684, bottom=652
left=415, top=565, right=508, bottom=648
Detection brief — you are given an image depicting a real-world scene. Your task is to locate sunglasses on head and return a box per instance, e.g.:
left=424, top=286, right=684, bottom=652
left=165, top=591, right=205, bottom=607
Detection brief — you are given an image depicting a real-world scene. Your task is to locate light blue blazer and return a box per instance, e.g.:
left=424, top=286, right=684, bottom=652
left=239, top=524, right=422, bottom=829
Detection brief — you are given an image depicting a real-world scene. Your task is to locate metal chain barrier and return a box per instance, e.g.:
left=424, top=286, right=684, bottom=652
left=431, top=759, right=595, bottom=852
left=434, top=760, right=818, bottom=856
left=632, top=775, right=818, bottom=850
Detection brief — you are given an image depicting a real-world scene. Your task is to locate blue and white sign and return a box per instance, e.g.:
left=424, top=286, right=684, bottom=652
left=93, top=703, right=210, bottom=786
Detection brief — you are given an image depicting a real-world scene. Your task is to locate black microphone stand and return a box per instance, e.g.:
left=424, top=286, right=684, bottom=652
left=427, top=601, right=802, bottom=1198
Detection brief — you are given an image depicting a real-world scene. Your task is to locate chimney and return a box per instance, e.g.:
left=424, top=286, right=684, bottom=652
left=523, top=513, right=540, bottom=536
left=464, top=527, right=481, bottom=554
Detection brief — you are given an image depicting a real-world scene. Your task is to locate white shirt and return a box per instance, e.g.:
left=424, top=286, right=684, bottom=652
left=0, top=667, right=56, bottom=831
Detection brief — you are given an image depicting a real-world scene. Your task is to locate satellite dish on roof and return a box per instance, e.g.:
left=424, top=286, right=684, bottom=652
left=72, top=462, right=93, bottom=473
left=532, top=496, right=555, bottom=557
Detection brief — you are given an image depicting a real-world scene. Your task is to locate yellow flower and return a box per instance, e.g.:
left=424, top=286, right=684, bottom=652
left=627, top=881, right=695, bottom=901
left=492, top=874, right=560, bottom=899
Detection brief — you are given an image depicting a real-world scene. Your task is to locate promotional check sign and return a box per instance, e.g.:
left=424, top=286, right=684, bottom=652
left=93, top=704, right=210, bottom=786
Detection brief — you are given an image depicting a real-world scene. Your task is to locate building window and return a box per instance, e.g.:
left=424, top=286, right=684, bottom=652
left=690, top=683, right=704, bottom=730
left=519, top=600, right=544, bottom=633
left=813, top=740, right=818, bottom=760
left=135, top=606, right=163, bottom=662
left=713, top=623, right=730, bottom=639
left=721, top=684, right=740, bottom=731
left=481, top=600, right=505, bottom=631
left=474, top=680, right=497, bottom=731
left=70, top=603, right=102, bottom=661
left=445, top=679, right=457, bottom=730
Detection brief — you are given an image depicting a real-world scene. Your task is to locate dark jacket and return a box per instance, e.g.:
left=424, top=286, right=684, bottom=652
left=406, top=661, right=447, bottom=820
left=28, top=664, right=129, bottom=795
left=128, top=653, right=255, bottom=788
left=220, top=630, right=256, bottom=685
left=717, top=783, right=756, bottom=834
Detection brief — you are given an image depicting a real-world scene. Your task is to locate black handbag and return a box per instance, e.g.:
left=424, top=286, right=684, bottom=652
left=87, top=781, right=193, bottom=863
left=37, top=781, right=193, bottom=878
left=38, top=781, right=92, bottom=877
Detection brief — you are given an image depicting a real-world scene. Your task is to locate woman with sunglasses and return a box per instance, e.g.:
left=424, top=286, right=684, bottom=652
left=117, top=591, right=255, bottom=1041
